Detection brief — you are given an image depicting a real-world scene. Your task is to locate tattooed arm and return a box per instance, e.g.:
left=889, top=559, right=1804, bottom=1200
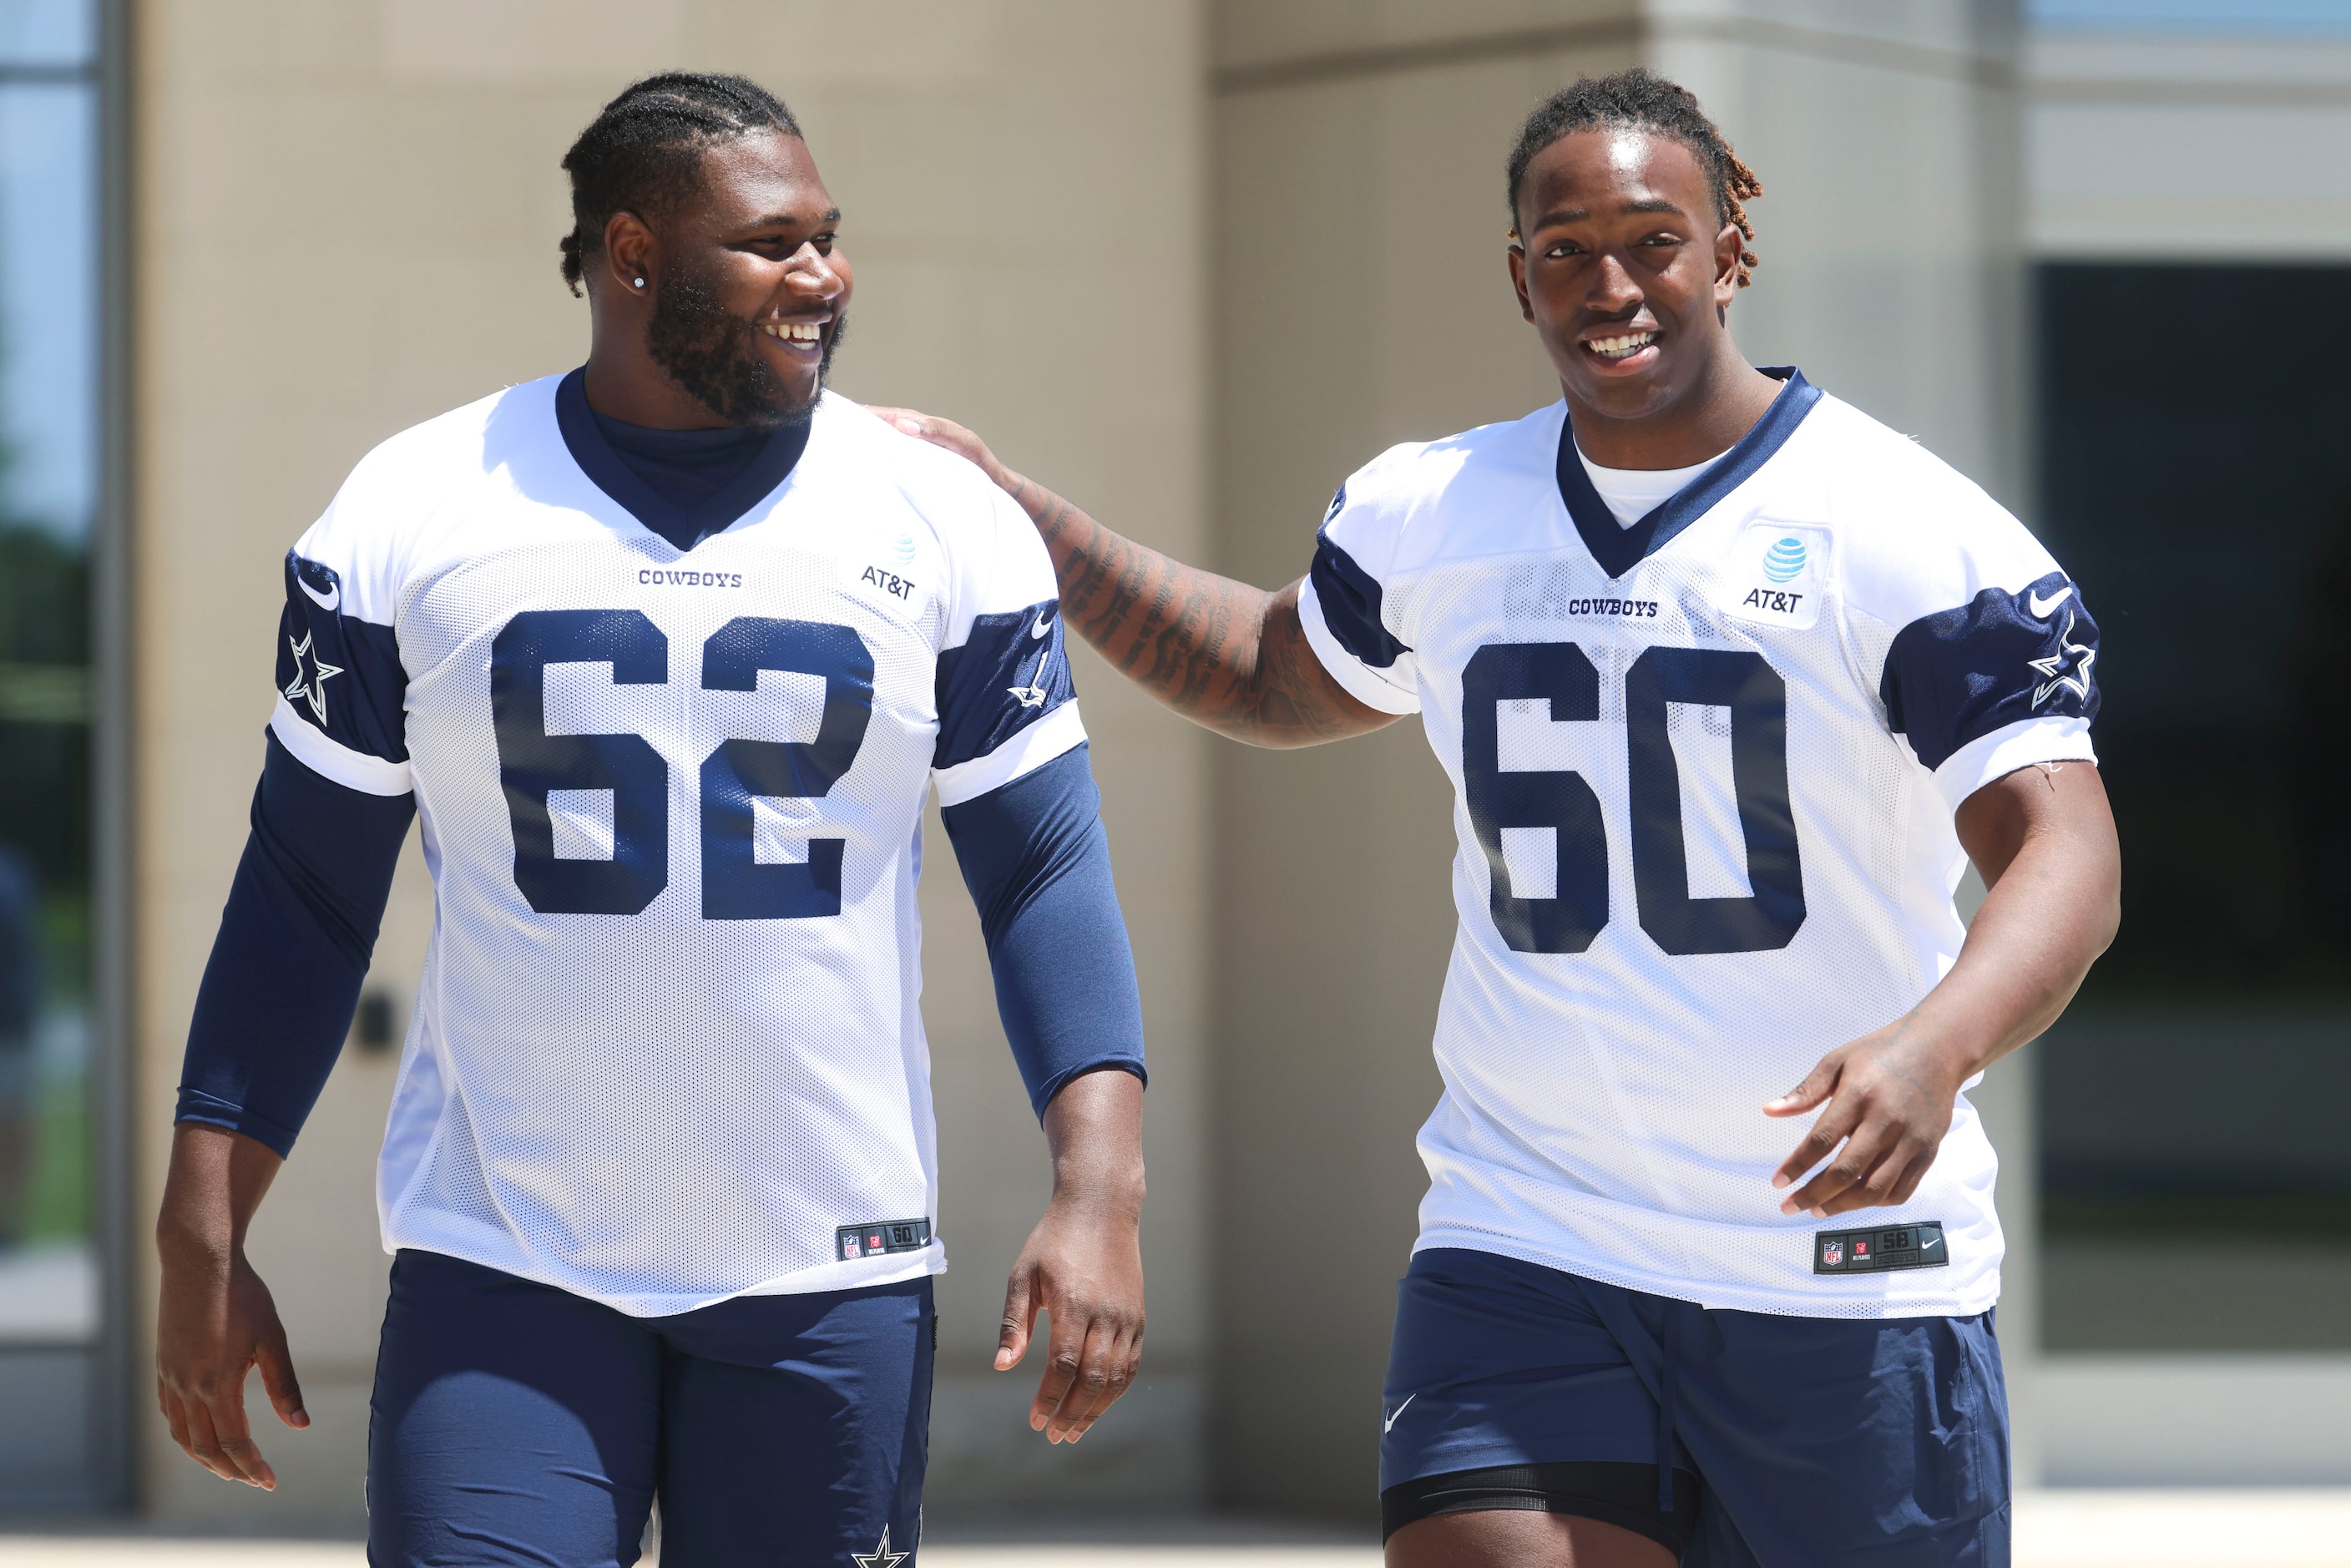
left=871, top=408, right=1395, bottom=749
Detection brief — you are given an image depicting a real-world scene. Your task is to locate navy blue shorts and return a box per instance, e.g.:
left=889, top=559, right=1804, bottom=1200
left=367, top=1249, right=933, bottom=1568
left=1381, top=1248, right=2009, bottom=1565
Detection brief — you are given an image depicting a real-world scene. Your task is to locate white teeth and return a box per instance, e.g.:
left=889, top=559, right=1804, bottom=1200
left=761, top=321, right=825, bottom=344
left=1589, top=331, right=1658, bottom=357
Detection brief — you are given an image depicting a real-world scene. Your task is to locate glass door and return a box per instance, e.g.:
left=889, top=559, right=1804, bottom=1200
left=2035, top=261, right=2351, bottom=1353
left=0, top=0, right=110, bottom=1507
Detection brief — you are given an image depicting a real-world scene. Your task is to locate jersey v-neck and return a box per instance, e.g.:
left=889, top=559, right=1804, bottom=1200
left=553, top=367, right=812, bottom=554
left=1577, top=449, right=1720, bottom=528
left=1555, top=366, right=1823, bottom=579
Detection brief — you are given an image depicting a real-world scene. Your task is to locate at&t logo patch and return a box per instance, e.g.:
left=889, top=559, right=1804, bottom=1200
left=1716, top=522, right=1827, bottom=630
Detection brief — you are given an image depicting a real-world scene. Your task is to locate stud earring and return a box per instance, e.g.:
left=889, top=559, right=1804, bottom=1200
left=634, top=277, right=645, bottom=289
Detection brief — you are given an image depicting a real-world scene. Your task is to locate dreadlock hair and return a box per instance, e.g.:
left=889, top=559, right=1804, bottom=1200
left=1505, top=68, right=1763, bottom=288
left=558, top=73, right=802, bottom=296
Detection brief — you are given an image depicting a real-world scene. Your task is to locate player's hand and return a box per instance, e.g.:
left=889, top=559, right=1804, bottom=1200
left=1763, top=1016, right=1967, bottom=1218
left=154, top=1236, right=308, bottom=1489
left=154, top=1124, right=305, bottom=1490
left=864, top=406, right=1019, bottom=495
left=997, top=1067, right=1146, bottom=1444
left=996, top=1195, right=1145, bottom=1444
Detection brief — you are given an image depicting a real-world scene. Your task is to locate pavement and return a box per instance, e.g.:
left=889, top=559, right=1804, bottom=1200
left=6, top=1491, right=2351, bottom=1566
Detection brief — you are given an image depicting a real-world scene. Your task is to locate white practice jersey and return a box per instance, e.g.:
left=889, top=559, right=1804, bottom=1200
left=270, top=379, right=1083, bottom=1315
left=1297, top=372, right=2100, bottom=1318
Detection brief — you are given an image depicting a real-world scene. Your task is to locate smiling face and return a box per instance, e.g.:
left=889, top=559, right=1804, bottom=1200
left=604, top=129, right=852, bottom=427
left=1509, top=127, right=1746, bottom=428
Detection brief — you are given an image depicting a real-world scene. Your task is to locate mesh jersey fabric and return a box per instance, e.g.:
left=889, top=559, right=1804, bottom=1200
left=268, top=378, right=1086, bottom=1315
left=1297, top=375, right=2100, bottom=1318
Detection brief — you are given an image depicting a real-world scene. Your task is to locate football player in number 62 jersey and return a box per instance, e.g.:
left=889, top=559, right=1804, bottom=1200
left=154, top=75, right=1150, bottom=1567
left=879, top=70, right=2118, bottom=1568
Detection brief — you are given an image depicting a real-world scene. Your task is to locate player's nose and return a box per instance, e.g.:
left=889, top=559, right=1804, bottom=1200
left=783, top=245, right=847, bottom=304
left=1585, top=251, right=1643, bottom=313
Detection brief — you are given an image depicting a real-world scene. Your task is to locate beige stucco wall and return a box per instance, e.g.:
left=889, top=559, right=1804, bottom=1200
left=1203, top=0, right=2030, bottom=1515
left=130, top=0, right=1208, bottom=1526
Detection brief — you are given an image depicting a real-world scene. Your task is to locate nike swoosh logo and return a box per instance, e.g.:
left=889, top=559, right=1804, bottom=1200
left=1383, top=1394, right=1415, bottom=1434
left=1923, top=1234, right=1944, bottom=1251
left=296, top=575, right=340, bottom=612
left=2027, top=584, right=2072, bottom=619
left=1030, top=610, right=1054, bottom=640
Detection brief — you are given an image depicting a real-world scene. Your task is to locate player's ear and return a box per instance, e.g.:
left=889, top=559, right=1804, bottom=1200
left=1507, top=231, right=1534, bottom=324
left=604, top=211, right=656, bottom=301
left=1713, top=221, right=1742, bottom=308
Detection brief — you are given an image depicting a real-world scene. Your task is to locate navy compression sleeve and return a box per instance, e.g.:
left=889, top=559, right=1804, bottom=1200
left=175, top=731, right=414, bottom=1156
left=939, top=742, right=1145, bottom=1118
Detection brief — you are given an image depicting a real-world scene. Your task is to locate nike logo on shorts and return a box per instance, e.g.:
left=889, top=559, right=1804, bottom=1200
left=1383, top=1393, right=1415, bottom=1433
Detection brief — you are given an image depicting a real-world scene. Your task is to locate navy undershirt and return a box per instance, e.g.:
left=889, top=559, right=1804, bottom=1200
left=591, top=412, right=769, bottom=513
left=554, top=367, right=811, bottom=553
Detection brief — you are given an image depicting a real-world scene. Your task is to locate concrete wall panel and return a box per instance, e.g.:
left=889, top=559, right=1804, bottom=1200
left=2029, top=34, right=2351, bottom=261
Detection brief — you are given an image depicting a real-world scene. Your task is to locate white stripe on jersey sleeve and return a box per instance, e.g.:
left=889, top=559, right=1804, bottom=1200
left=932, top=699, right=1087, bottom=807
left=270, top=695, right=415, bottom=797
left=1297, top=576, right=1420, bottom=715
left=1931, top=714, right=2096, bottom=815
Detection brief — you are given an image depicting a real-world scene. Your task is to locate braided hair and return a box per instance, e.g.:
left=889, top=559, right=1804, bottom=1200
left=558, top=73, right=802, bottom=296
left=1505, top=69, right=1763, bottom=288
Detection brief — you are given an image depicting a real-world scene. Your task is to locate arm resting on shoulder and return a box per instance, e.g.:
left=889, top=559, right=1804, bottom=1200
left=873, top=407, right=1393, bottom=748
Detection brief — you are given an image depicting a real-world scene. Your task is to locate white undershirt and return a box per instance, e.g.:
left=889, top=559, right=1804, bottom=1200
left=1575, top=445, right=1723, bottom=529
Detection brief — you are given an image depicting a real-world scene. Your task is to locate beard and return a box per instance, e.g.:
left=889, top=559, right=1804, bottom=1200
left=644, top=262, right=845, bottom=428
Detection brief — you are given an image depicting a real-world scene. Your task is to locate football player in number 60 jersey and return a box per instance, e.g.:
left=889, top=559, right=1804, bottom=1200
left=154, top=75, right=1150, bottom=1567
left=879, top=69, right=2117, bottom=1568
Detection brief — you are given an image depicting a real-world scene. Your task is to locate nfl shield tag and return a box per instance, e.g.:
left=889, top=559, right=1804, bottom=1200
left=1815, top=1221, right=1946, bottom=1274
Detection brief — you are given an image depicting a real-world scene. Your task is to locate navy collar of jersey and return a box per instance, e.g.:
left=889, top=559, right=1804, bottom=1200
left=554, top=367, right=812, bottom=554
left=1555, top=366, right=1823, bottom=580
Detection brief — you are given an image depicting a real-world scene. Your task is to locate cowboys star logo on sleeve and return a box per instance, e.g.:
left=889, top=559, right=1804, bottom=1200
left=2026, top=609, right=2095, bottom=710
left=283, top=629, right=343, bottom=726
left=1008, top=610, right=1055, bottom=707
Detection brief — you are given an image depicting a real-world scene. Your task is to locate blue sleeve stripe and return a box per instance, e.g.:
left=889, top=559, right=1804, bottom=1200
left=933, top=599, right=1076, bottom=771
left=277, top=550, right=408, bottom=765
left=176, top=730, right=414, bottom=1156
left=1308, top=529, right=1410, bottom=670
left=1881, top=572, right=2101, bottom=772
left=938, top=742, right=1146, bottom=1120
